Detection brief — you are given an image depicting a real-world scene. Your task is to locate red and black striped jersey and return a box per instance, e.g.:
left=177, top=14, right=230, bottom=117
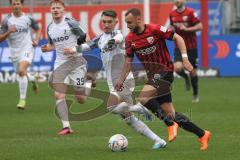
left=169, top=7, right=200, bottom=49
left=125, top=24, right=174, bottom=79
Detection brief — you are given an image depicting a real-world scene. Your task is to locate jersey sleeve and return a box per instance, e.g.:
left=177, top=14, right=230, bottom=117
left=125, top=35, right=134, bottom=58
left=0, top=16, right=10, bottom=34
left=154, top=25, right=174, bottom=41
left=29, top=16, right=40, bottom=30
left=190, top=10, right=200, bottom=25
left=112, top=30, right=124, bottom=43
left=66, top=17, right=87, bottom=45
left=46, top=23, right=53, bottom=45
left=87, top=35, right=101, bottom=49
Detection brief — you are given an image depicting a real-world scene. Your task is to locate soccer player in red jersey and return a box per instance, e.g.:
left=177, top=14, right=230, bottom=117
left=114, top=8, right=211, bottom=151
left=169, top=0, right=202, bottom=102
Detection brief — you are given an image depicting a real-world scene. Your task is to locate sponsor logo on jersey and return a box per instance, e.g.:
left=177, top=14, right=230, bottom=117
left=17, top=27, right=28, bottom=33
left=136, top=45, right=156, bottom=55
left=147, top=36, right=154, bottom=44
left=182, top=16, right=188, bottom=21
left=52, top=36, right=70, bottom=43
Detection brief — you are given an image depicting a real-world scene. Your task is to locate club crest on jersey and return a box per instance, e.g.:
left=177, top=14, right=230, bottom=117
left=182, top=16, right=188, bottom=21
left=147, top=36, right=154, bottom=44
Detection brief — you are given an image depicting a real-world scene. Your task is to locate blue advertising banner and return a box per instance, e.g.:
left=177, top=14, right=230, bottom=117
left=187, top=2, right=223, bottom=35
left=208, top=35, right=240, bottom=76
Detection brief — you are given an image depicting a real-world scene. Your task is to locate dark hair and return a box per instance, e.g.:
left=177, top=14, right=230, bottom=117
left=101, top=10, right=117, bottom=18
left=125, top=8, right=141, bottom=17
left=49, top=0, right=65, bottom=7
left=9, top=0, right=24, bottom=4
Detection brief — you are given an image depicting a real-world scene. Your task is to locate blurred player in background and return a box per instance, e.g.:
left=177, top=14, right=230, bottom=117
left=115, top=8, right=211, bottom=151
left=169, top=0, right=202, bottom=102
left=65, top=10, right=167, bottom=149
left=0, top=0, right=41, bottom=109
left=41, top=0, right=91, bottom=135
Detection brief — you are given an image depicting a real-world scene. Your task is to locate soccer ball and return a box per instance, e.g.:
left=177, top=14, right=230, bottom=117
left=108, top=134, right=128, bottom=152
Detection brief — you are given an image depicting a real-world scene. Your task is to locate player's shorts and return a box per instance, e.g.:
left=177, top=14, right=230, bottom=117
left=146, top=71, right=174, bottom=105
left=109, top=78, right=135, bottom=105
left=10, top=50, right=34, bottom=72
left=50, top=57, right=87, bottom=93
left=174, top=48, right=198, bottom=68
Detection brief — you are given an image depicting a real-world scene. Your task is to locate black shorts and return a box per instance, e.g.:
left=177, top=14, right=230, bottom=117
left=146, top=71, right=173, bottom=105
left=174, top=48, right=198, bottom=68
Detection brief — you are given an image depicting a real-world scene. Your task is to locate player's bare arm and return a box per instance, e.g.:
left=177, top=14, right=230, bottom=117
left=0, top=25, right=17, bottom=42
left=179, top=22, right=203, bottom=32
left=63, top=34, right=90, bottom=55
left=32, top=26, right=41, bottom=47
left=173, top=33, right=193, bottom=72
left=115, top=57, right=133, bottom=91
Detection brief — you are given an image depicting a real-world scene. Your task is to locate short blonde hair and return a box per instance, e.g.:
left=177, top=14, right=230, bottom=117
left=49, top=0, right=65, bottom=7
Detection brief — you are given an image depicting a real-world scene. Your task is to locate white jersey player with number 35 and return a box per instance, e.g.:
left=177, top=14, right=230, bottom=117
left=41, top=0, right=91, bottom=135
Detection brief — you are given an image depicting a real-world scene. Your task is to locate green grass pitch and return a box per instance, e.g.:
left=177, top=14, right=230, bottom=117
left=0, top=78, right=239, bottom=160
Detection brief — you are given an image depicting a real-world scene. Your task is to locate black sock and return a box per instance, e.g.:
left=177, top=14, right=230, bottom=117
left=145, top=99, right=174, bottom=126
left=191, top=75, right=198, bottom=96
left=178, top=69, right=188, bottom=80
left=174, top=112, right=205, bottom=137
left=163, top=116, right=175, bottom=126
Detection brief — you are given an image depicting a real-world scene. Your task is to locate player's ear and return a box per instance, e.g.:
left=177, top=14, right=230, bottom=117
left=136, top=16, right=141, bottom=24
left=115, top=18, right=118, bottom=25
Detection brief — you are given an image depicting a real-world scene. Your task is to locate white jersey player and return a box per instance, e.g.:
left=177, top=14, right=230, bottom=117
left=65, top=10, right=166, bottom=149
left=41, top=0, right=91, bottom=135
left=0, top=0, right=41, bottom=109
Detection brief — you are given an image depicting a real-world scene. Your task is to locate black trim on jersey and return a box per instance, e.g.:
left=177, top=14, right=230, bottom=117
left=46, top=22, right=53, bottom=45
left=88, top=34, right=102, bottom=49
left=65, top=17, right=86, bottom=45
left=29, top=16, right=40, bottom=30
left=0, top=14, right=11, bottom=34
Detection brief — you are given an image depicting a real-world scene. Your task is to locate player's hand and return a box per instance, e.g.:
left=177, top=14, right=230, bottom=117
left=8, top=25, right=17, bottom=33
left=106, top=39, right=116, bottom=51
left=183, top=58, right=193, bottom=72
left=114, top=79, right=124, bottom=92
left=179, top=24, right=187, bottom=31
left=41, top=44, right=49, bottom=53
left=32, top=39, right=39, bottom=47
left=63, top=47, right=76, bottom=56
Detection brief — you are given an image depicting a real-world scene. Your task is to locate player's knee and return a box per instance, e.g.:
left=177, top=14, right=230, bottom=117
left=190, top=69, right=197, bottom=77
left=54, top=93, right=65, bottom=100
left=174, top=63, right=183, bottom=73
left=75, top=96, right=87, bottom=104
left=137, top=97, right=149, bottom=105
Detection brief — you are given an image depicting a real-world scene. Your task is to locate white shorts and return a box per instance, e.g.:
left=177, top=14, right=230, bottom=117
left=109, top=78, right=135, bottom=104
left=51, top=65, right=87, bottom=87
left=11, top=51, right=34, bottom=72
left=63, top=65, right=87, bottom=87
left=51, top=57, right=87, bottom=87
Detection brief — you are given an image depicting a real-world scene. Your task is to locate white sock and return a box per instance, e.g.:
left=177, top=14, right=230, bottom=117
left=62, top=120, right=70, bottom=129
left=56, top=99, right=70, bottom=128
left=128, top=102, right=148, bottom=114
left=27, top=73, right=35, bottom=82
left=127, top=115, right=163, bottom=143
left=85, top=80, right=92, bottom=96
left=19, top=75, right=28, bottom=100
